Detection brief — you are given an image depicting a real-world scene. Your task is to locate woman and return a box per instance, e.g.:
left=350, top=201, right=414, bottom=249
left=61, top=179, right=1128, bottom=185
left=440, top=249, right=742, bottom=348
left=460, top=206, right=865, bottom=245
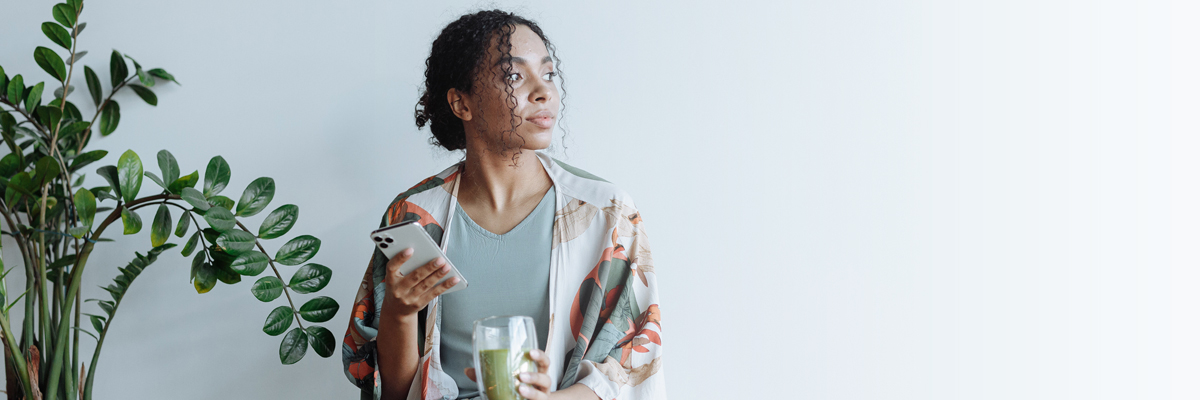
left=342, top=10, right=666, bottom=400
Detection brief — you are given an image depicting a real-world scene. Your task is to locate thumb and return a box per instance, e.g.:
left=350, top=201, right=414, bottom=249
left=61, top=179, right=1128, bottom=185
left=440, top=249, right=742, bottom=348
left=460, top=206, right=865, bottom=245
left=464, top=367, right=477, bottom=382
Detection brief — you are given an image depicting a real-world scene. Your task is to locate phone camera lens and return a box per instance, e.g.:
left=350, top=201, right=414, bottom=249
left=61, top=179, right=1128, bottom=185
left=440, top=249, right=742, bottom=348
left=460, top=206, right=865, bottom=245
left=379, top=243, right=389, bottom=249
left=384, top=237, right=393, bottom=243
left=373, top=236, right=383, bottom=242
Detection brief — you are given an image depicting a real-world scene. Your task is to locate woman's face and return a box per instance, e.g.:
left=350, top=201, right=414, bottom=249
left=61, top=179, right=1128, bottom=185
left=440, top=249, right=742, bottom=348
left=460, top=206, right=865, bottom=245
left=458, top=24, right=560, bottom=155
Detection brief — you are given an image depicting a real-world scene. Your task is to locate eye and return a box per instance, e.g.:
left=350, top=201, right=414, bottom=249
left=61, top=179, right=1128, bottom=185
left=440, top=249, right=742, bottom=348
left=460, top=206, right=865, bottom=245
left=542, top=71, right=557, bottom=81
left=505, top=72, right=522, bottom=82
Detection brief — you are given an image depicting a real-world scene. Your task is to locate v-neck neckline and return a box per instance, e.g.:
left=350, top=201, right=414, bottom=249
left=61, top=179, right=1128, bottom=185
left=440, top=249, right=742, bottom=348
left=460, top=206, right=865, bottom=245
left=453, top=186, right=554, bottom=239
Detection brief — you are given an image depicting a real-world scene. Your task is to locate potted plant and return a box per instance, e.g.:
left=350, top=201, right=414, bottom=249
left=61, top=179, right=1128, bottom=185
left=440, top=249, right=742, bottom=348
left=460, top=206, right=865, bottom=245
left=0, top=1, right=340, bottom=398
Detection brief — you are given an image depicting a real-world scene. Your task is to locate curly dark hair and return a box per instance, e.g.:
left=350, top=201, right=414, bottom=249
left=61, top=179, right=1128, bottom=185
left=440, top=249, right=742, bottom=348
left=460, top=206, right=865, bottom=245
left=414, top=9, right=566, bottom=154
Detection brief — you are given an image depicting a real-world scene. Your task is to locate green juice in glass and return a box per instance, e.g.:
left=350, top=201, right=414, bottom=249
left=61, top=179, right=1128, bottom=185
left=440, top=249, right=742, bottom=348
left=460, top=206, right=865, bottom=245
left=478, top=348, right=536, bottom=400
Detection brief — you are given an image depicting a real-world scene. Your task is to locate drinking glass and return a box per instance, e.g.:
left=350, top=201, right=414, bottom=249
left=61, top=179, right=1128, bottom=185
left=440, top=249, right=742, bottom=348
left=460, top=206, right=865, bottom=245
left=472, top=315, right=538, bottom=400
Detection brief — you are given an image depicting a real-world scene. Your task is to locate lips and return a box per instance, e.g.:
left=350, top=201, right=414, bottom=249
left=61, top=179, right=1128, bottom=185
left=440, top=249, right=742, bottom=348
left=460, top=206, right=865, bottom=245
left=526, top=110, right=556, bottom=129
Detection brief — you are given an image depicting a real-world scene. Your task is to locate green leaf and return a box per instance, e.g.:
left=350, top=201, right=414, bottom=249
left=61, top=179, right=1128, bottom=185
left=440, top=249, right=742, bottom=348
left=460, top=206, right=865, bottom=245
left=289, top=263, right=331, bottom=294
left=74, top=187, right=95, bottom=227
left=230, top=252, right=269, bottom=276
left=68, top=226, right=89, bottom=238
left=263, top=306, right=293, bottom=336
left=34, top=47, right=67, bottom=81
left=124, top=55, right=154, bottom=87
left=32, top=155, right=61, bottom=187
left=59, top=121, right=89, bottom=141
left=305, top=326, right=335, bottom=358
left=147, top=68, right=179, bottom=85
left=52, top=3, right=77, bottom=27
left=66, top=50, right=87, bottom=65
left=157, top=150, right=179, bottom=184
left=117, top=150, right=142, bottom=203
left=203, top=156, right=230, bottom=197
left=180, top=187, right=210, bottom=211
left=251, top=276, right=284, bottom=302
left=110, top=50, right=128, bottom=87
left=6, top=75, right=23, bottom=105
left=167, top=170, right=198, bottom=194
left=87, top=314, right=105, bottom=335
left=151, top=204, right=171, bottom=247
left=83, top=66, right=101, bottom=106
left=0, top=154, right=18, bottom=179
left=280, top=327, right=308, bottom=365
left=95, top=165, right=121, bottom=200
left=235, top=177, right=274, bottom=217
left=175, top=209, right=190, bottom=237
left=216, top=230, right=256, bottom=256
left=259, top=204, right=298, bottom=240
left=298, top=296, right=339, bottom=323
left=129, top=85, right=156, bottom=106
left=120, top=207, right=141, bottom=234
left=193, top=260, right=216, bottom=294
left=24, top=82, right=44, bottom=112
left=275, top=235, right=320, bottom=266
left=72, top=20, right=85, bottom=37
left=42, top=22, right=72, bottom=49
left=208, top=195, right=234, bottom=211
left=202, top=206, right=235, bottom=233
left=143, top=171, right=167, bottom=190
left=214, top=261, right=241, bottom=285
left=99, top=100, right=119, bottom=136
left=181, top=231, right=200, bottom=257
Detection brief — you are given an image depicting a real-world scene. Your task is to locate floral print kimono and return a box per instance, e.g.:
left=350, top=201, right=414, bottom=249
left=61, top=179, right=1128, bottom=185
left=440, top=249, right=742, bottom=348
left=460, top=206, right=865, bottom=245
left=342, top=151, right=666, bottom=400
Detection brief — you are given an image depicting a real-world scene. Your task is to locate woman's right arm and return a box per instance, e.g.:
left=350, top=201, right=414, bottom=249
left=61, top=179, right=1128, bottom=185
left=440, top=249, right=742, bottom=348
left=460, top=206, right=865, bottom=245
left=377, top=248, right=460, bottom=400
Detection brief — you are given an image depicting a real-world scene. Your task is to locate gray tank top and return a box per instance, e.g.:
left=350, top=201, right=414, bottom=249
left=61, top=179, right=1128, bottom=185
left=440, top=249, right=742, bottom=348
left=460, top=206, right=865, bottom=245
left=440, top=186, right=554, bottom=399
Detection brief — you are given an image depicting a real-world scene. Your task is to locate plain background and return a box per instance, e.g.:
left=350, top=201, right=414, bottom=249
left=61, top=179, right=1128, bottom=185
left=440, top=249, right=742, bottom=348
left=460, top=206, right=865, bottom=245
left=2, top=0, right=1198, bottom=399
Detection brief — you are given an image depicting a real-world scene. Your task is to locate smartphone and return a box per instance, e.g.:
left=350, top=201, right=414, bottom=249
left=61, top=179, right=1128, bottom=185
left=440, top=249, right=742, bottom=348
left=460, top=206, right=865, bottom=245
left=370, top=220, right=468, bottom=294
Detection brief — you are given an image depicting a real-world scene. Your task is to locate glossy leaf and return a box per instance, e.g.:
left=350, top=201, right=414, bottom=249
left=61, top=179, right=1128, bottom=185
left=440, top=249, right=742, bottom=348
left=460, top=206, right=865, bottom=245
left=83, top=65, right=101, bottom=106
left=120, top=207, right=141, bottom=234
left=251, top=276, right=284, bottom=302
left=34, top=47, right=67, bottom=81
left=143, top=171, right=167, bottom=190
left=236, top=177, right=274, bottom=217
left=275, top=235, right=320, bottom=266
left=299, top=296, right=338, bottom=323
left=6, top=75, right=23, bottom=105
left=42, top=22, right=72, bottom=49
left=147, top=68, right=179, bottom=85
left=96, top=165, right=121, bottom=199
left=87, top=314, right=105, bottom=335
left=306, top=326, right=336, bottom=358
left=74, top=187, right=95, bottom=227
left=175, top=209, right=191, bottom=237
left=117, top=150, right=142, bottom=203
left=214, top=262, right=242, bottom=285
left=181, top=231, right=200, bottom=257
left=151, top=204, right=171, bottom=247
left=59, top=121, right=89, bottom=140
left=263, top=306, right=293, bottom=336
left=180, top=187, right=210, bottom=211
left=203, top=156, right=230, bottom=197
left=279, top=327, right=307, bottom=365
left=288, top=263, right=331, bottom=294
left=216, top=230, right=256, bottom=256
left=203, top=206, right=235, bottom=233
left=231, top=252, right=269, bottom=276
left=24, top=82, right=44, bottom=112
left=259, top=204, right=298, bottom=240
left=99, top=99, right=119, bottom=136
left=32, top=155, right=61, bottom=187
left=209, top=195, right=234, bottom=210
left=110, top=50, right=128, bottom=87
left=52, top=3, right=77, bottom=27
left=167, top=170, right=198, bottom=193
left=129, top=85, right=156, bottom=106
left=193, top=260, right=216, bottom=294
left=157, top=150, right=179, bottom=184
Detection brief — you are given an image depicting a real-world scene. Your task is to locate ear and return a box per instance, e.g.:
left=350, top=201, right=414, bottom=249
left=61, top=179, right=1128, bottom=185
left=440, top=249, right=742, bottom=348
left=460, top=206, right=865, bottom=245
left=447, top=88, right=472, bottom=122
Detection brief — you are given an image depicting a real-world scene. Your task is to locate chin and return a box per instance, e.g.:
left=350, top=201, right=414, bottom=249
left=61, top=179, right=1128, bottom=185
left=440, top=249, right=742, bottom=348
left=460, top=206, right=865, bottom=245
left=520, top=129, right=554, bottom=150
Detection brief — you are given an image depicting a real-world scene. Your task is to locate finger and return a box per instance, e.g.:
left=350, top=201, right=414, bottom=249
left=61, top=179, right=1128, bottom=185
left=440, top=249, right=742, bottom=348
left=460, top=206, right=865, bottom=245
left=413, top=263, right=452, bottom=295
left=400, top=257, right=447, bottom=288
left=518, top=384, right=549, bottom=400
left=384, top=248, right=415, bottom=285
left=518, top=372, right=552, bottom=392
left=529, top=349, right=551, bottom=374
left=464, top=367, right=477, bottom=383
left=418, top=276, right=459, bottom=304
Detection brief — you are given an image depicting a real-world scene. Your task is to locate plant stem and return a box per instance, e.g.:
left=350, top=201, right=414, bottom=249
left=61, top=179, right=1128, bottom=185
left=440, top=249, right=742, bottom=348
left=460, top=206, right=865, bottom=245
left=234, top=221, right=305, bottom=330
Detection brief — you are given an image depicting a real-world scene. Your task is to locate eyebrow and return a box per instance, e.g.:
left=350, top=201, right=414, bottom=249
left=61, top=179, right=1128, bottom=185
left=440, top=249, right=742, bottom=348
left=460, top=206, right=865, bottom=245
left=495, top=55, right=554, bottom=66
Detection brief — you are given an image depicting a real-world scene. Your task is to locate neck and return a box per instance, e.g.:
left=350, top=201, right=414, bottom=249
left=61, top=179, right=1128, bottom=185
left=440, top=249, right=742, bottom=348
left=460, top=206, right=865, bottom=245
left=459, top=146, right=551, bottom=211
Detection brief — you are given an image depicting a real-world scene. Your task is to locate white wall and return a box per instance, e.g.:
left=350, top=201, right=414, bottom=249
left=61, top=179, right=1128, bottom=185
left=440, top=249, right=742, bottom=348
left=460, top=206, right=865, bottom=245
left=2, top=0, right=1196, bottom=399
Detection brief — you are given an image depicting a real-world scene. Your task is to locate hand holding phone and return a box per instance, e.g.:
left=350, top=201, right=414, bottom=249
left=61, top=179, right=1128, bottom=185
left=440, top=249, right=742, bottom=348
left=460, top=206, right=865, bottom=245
left=371, top=221, right=468, bottom=294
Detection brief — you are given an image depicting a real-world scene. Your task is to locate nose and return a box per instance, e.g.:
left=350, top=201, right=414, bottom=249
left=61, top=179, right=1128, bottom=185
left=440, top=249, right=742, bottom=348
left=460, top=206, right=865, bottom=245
left=529, top=77, right=553, bottom=104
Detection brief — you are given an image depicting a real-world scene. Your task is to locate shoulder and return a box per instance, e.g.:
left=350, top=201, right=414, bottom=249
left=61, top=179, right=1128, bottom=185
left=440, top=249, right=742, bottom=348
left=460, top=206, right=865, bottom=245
left=542, top=153, right=639, bottom=210
left=380, top=162, right=460, bottom=226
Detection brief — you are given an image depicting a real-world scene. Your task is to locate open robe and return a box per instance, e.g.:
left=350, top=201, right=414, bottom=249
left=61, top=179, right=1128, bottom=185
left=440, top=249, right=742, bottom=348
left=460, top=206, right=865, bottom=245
left=343, top=151, right=666, bottom=400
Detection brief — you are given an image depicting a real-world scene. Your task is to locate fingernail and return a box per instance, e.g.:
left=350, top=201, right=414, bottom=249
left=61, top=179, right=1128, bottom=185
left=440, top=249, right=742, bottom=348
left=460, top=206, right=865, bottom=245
left=519, top=372, right=530, bottom=381
left=531, top=349, right=542, bottom=357
left=402, top=248, right=414, bottom=256
left=441, top=264, right=451, bottom=272
left=518, top=385, right=530, bottom=394
left=449, top=277, right=460, bottom=284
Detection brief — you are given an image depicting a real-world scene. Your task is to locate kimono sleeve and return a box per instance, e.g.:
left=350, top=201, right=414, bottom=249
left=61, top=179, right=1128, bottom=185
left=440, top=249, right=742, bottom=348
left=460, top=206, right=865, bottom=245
left=342, top=234, right=389, bottom=399
left=573, top=206, right=666, bottom=400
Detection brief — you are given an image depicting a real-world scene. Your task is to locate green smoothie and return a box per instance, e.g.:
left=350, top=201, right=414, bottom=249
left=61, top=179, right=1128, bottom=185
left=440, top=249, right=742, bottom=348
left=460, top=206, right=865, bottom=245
left=478, top=348, right=536, bottom=400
